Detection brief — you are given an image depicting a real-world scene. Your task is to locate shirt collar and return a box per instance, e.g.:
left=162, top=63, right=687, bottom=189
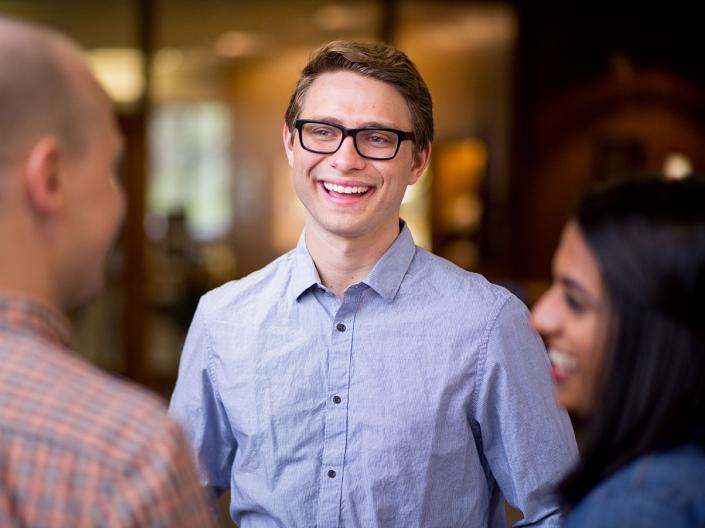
left=0, top=293, right=73, bottom=349
left=291, top=234, right=323, bottom=300
left=363, top=221, right=416, bottom=303
left=291, top=221, right=416, bottom=303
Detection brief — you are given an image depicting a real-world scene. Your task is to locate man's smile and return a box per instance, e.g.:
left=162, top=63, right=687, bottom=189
left=322, top=182, right=371, bottom=195
left=318, top=178, right=376, bottom=205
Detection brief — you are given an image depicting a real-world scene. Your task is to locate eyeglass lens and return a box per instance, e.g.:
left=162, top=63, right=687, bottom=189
left=300, top=122, right=399, bottom=159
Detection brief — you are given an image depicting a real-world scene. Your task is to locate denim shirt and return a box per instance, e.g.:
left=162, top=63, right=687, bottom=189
left=169, top=223, right=577, bottom=527
left=565, top=444, right=705, bottom=528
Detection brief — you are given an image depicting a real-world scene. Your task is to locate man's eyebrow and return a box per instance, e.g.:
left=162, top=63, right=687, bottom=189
left=302, top=116, right=402, bottom=129
left=360, top=121, right=399, bottom=129
left=303, top=116, right=343, bottom=125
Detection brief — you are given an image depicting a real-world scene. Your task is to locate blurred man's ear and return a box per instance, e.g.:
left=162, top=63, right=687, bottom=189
left=24, top=137, right=63, bottom=215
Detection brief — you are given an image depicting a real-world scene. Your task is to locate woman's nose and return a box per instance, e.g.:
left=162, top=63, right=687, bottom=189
left=531, top=287, right=560, bottom=337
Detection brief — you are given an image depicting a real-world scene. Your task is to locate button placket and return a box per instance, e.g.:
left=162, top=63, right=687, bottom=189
left=317, top=295, right=361, bottom=527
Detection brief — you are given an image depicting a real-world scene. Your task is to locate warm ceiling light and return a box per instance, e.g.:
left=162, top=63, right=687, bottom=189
left=313, top=4, right=353, bottom=31
left=86, top=48, right=144, bottom=104
left=215, top=31, right=261, bottom=58
left=663, top=152, right=693, bottom=180
left=312, top=3, right=376, bottom=32
left=154, top=48, right=184, bottom=74
left=407, top=8, right=516, bottom=53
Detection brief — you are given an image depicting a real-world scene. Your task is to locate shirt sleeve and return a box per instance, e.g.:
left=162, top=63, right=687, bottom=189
left=473, top=294, right=578, bottom=527
left=106, top=417, right=217, bottom=528
left=169, top=297, right=236, bottom=499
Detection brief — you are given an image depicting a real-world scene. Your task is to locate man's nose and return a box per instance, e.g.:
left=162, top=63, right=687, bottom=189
left=328, top=135, right=366, bottom=171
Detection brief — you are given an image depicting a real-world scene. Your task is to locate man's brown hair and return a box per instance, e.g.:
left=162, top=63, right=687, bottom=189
left=284, top=41, right=433, bottom=155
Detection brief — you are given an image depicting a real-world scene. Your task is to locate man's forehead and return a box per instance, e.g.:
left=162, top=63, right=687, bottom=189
left=300, top=70, right=412, bottom=127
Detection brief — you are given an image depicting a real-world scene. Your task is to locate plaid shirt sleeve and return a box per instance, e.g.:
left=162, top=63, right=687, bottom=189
left=104, top=417, right=217, bottom=528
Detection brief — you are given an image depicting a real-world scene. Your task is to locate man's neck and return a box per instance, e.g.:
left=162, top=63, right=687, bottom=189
left=0, top=271, right=60, bottom=312
left=0, top=220, right=62, bottom=312
left=304, top=221, right=400, bottom=299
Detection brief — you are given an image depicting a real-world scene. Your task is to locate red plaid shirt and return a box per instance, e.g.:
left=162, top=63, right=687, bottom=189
left=0, top=294, right=216, bottom=527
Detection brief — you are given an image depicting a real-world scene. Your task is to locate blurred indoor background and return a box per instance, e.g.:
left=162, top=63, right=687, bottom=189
left=2, top=1, right=704, bottom=524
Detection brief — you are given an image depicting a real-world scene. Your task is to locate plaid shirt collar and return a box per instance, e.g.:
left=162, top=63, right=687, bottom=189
left=0, top=293, right=73, bottom=349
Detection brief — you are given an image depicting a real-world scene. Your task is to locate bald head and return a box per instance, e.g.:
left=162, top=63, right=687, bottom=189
left=0, top=17, right=125, bottom=311
left=0, top=17, right=96, bottom=170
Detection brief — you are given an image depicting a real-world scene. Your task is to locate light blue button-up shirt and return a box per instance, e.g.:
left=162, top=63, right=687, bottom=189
left=169, top=223, right=577, bottom=527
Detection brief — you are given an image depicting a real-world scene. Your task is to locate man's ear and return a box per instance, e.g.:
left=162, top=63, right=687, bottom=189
left=408, top=142, right=432, bottom=185
left=24, top=137, right=63, bottom=215
left=282, top=122, right=295, bottom=168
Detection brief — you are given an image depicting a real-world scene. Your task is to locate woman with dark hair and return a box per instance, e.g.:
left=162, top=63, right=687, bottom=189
left=531, top=174, right=705, bottom=527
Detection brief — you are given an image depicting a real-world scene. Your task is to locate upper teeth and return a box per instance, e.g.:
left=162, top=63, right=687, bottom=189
left=548, top=349, right=578, bottom=374
left=324, top=182, right=370, bottom=194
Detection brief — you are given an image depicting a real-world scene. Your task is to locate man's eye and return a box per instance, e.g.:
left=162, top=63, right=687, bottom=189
left=363, top=131, right=393, bottom=145
left=310, top=126, right=338, bottom=137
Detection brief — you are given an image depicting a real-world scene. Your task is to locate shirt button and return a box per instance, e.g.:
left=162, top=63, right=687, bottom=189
left=332, top=395, right=342, bottom=404
left=336, top=322, right=346, bottom=332
left=328, top=469, right=336, bottom=478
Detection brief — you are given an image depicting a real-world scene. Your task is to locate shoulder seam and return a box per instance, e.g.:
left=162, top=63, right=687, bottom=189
left=469, top=292, right=513, bottom=416
left=203, top=313, right=225, bottom=405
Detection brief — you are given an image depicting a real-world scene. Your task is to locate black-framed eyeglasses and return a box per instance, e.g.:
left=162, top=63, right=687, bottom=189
left=294, top=119, right=415, bottom=160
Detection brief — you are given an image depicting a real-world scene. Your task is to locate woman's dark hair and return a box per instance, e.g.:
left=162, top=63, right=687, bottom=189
left=559, top=174, right=705, bottom=507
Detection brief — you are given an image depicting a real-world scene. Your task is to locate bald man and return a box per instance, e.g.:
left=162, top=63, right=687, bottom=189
left=0, top=17, right=215, bottom=527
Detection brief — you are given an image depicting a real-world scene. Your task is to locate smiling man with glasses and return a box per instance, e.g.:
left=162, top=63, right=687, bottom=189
left=170, top=40, right=577, bottom=528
